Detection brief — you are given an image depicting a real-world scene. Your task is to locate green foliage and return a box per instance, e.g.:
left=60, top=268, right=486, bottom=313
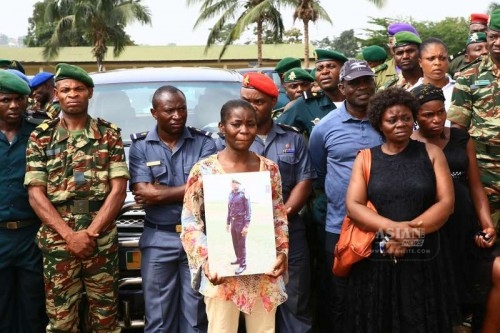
left=30, top=0, right=151, bottom=71
left=312, top=29, right=361, bottom=58
left=358, top=16, right=470, bottom=56
left=283, top=27, right=302, bottom=44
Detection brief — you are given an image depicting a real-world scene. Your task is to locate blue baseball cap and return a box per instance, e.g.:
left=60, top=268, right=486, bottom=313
left=30, top=71, right=54, bottom=89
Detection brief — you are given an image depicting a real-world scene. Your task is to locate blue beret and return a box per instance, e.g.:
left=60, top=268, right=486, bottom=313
left=30, top=72, right=54, bottom=89
left=387, top=22, right=419, bottom=37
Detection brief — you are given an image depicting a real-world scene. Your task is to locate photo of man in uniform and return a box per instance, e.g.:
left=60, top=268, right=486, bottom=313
left=226, top=179, right=251, bottom=275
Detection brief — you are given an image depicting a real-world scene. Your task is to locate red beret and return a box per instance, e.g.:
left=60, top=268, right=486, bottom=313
left=470, top=13, right=488, bottom=25
left=242, top=72, right=279, bottom=98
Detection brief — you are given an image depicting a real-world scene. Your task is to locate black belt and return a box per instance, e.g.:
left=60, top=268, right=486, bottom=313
left=144, top=221, right=182, bottom=233
left=0, top=219, right=39, bottom=230
left=55, top=200, right=104, bottom=214
left=475, top=141, right=500, bottom=156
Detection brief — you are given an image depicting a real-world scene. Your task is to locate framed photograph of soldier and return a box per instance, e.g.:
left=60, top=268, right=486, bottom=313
left=203, top=171, right=276, bottom=277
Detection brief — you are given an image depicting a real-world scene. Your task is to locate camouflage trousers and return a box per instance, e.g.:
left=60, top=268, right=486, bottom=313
left=478, top=159, right=500, bottom=230
left=37, top=213, right=120, bottom=333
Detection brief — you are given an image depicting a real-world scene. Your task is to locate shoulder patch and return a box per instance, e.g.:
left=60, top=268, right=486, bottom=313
left=302, top=90, right=323, bottom=100
left=34, top=117, right=59, bottom=133
left=130, top=131, right=149, bottom=141
left=373, top=63, right=388, bottom=73
left=277, top=123, right=300, bottom=133
left=188, top=126, right=212, bottom=138
left=97, top=117, right=120, bottom=131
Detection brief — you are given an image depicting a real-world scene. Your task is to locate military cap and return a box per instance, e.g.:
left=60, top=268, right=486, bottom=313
left=30, top=71, right=55, bottom=89
left=0, top=70, right=31, bottom=95
left=470, top=13, right=489, bottom=25
left=284, top=68, right=314, bottom=83
left=275, top=57, right=301, bottom=74
left=242, top=72, right=279, bottom=97
left=393, top=31, right=422, bottom=48
left=387, top=22, right=419, bottom=37
left=362, top=45, right=387, bottom=62
left=309, top=68, right=316, bottom=78
left=314, top=49, right=348, bottom=63
left=54, top=63, right=94, bottom=87
left=466, top=32, right=487, bottom=46
left=6, top=69, right=30, bottom=86
left=488, top=9, right=500, bottom=32
left=339, top=59, right=375, bottom=82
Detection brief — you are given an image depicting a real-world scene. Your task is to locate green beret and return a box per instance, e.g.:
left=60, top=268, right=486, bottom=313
left=0, top=70, right=31, bottom=95
left=284, top=68, right=314, bottom=83
left=466, top=32, right=487, bottom=46
left=314, top=49, right=348, bottom=63
left=275, top=57, right=301, bottom=74
left=488, top=9, right=500, bottom=32
left=393, top=31, right=422, bottom=48
left=55, top=63, right=94, bottom=87
left=0, top=59, right=12, bottom=68
left=309, top=68, right=316, bottom=78
left=362, top=45, right=387, bottom=62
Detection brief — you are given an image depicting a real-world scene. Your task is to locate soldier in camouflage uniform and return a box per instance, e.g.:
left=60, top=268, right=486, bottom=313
left=24, top=63, right=130, bottom=332
left=361, top=45, right=387, bottom=71
left=448, top=11, right=500, bottom=231
left=453, top=32, right=488, bottom=80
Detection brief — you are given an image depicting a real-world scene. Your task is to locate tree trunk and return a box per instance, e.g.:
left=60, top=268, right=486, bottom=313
left=257, top=19, right=263, bottom=67
left=304, top=19, right=310, bottom=68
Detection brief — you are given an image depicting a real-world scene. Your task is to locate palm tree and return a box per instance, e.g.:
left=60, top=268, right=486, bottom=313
left=43, top=0, right=151, bottom=72
left=187, top=0, right=286, bottom=67
left=293, top=0, right=386, bottom=68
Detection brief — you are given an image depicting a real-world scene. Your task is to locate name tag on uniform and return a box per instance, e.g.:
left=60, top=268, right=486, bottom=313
left=474, top=80, right=490, bottom=87
left=146, top=160, right=161, bottom=167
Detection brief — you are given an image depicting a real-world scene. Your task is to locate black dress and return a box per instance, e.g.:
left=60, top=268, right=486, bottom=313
left=442, top=128, right=496, bottom=318
left=343, top=140, right=459, bottom=333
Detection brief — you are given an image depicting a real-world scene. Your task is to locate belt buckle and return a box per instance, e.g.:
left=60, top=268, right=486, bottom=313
left=72, top=199, right=89, bottom=214
left=175, top=224, right=182, bottom=233
left=6, top=221, right=18, bottom=230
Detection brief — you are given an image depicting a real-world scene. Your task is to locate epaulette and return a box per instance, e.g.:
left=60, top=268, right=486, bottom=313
left=302, top=90, right=323, bottom=100
left=373, top=63, right=388, bottom=74
left=130, top=131, right=149, bottom=142
left=188, top=126, right=212, bottom=138
left=449, top=49, right=465, bottom=61
left=277, top=123, right=300, bottom=133
left=34, top=117, right=59, bottom=133
left=97, top=117, right=120, bottom=131
left=272, top=106, right=285, bottom=119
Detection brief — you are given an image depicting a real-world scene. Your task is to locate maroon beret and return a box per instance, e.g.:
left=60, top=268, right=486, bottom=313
left=242, top=72, right=279, bottom=97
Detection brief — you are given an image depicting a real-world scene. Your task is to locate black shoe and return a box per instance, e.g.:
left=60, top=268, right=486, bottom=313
left=235, top=265, right=246, bottom=275
left=230, top=260, right=239, bottom=265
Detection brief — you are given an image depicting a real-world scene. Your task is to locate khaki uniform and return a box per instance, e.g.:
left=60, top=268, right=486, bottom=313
left=448, top=55, right=500, bottom=228
left=375, top=57, right=397, bottom=91
left=24, top=116, right=130, bottom=332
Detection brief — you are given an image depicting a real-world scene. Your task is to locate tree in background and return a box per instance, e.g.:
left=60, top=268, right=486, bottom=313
left=42, top=0, right=151, bottom=72
left=358, top=17, right=469, bottom=57
left=187, top=0, right=287, bottom=67
left=283, top=27, right=303, bottom=44
left=24, top=0, right=88, bottom=48
left=291, top=0, right=332, bottom=68
left=312, top=29, right=360, bottom=58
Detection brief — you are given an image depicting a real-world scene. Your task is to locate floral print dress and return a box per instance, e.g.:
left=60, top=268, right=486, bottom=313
left=181, top=153, right=289, bottom=314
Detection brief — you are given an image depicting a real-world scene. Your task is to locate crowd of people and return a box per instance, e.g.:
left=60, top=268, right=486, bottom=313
left=1, top=7, right=499, bottom=333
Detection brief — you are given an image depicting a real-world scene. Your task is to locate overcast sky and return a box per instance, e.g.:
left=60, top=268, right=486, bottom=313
left=0, top=0, right=493, bottom=46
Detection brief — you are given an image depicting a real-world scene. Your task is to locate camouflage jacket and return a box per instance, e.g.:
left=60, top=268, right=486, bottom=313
left=24, top=116, right=130, bottom=204
left=448, top=55, right=500, bottom=155
left=375, top=57, right=398, bottom=91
